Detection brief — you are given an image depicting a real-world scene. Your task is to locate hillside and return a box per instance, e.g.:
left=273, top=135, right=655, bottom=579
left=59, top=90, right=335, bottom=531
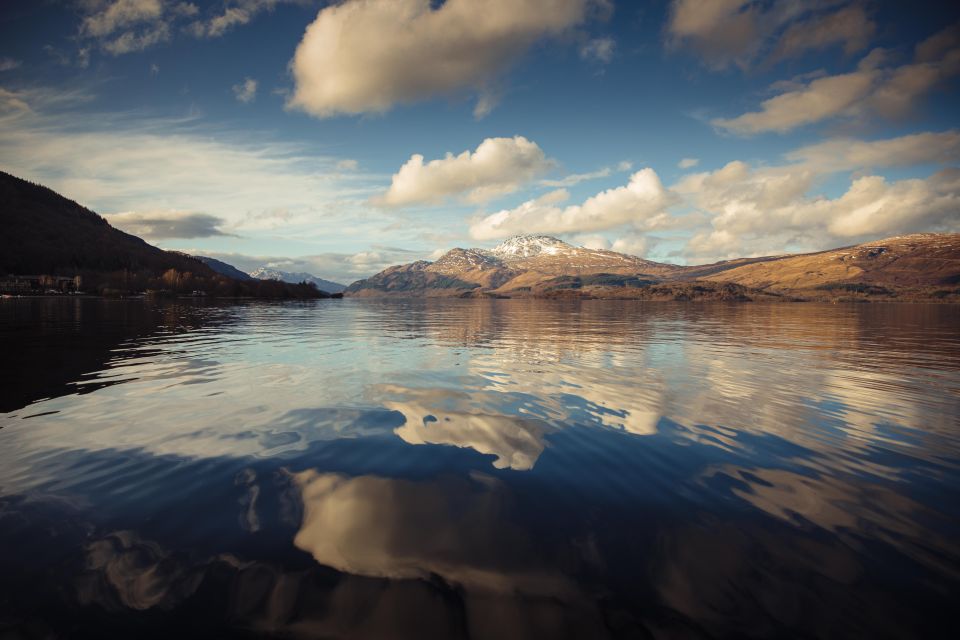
left=194, top=256, right=255, bottom=281
left=695, top=234, right=960, bottom=292
left=0, top=171, right=212, bottom=277
left=346, top=233, right=960, bottom=301
left=0, top=171, right=324, bottom=299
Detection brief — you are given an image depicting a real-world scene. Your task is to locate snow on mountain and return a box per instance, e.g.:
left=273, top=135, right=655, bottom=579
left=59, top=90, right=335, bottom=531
left=249, top=267, right=346, bottom=293
left=491, top=235, right=572, bottom=259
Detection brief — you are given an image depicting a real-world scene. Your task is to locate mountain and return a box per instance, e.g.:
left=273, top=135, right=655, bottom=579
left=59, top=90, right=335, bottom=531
left=0, top=171, right=324, bottom=299
left=249, top=267, right=346, bottom=293
left=347, top=235, right=680, bottom=297
left=194, top=256, right=254, bottom=281
left=345, top=233, right=960, bottom=301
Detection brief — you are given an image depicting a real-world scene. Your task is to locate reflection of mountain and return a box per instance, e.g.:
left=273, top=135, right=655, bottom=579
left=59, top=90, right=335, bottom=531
left=346, top=233, right=960, bottom=300
left=0, top=297, right=231, bottom=413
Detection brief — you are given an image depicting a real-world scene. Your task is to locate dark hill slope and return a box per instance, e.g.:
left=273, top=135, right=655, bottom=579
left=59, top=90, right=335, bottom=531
left=0, top=171, right=208, bottom=275
left=195, top=256, right=255, bottom=281
left=0, top=171, right=323, bottom=298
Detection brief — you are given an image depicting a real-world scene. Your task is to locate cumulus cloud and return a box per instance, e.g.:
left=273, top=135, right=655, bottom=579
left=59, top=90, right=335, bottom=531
left=232, top=77, right=257, bottom=103
left=377, top=136, right=553, bottom=206
left=580, top=37, right=615, bottom=63
left=611, top=233, right=651, bottom=257
left=666, top=0, right=875, bottom=70
left=675, top=136, right=960, bottom=260
left=713, top=24, right=960, bottom=134
left=288, top=0, right=598, bottom=118
left=573, top=233, right=610, bottom=249
left=470, top=169, right=676, bottom=240
left=107, top=210, right=229, bottom=239
left=678, top=157, right=699, bottom=169
left=686, top=169, right=960, bottom=259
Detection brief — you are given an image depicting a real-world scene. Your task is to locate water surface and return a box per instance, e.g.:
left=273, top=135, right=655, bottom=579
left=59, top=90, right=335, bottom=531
left=1, top=298, right=958, bottom=638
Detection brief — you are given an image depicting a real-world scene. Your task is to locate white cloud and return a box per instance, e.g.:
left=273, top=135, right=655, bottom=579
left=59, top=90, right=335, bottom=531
left=0, top=58, right=22, bottom=72
left=713, top=24, right=960, bottom=134
left=713, top=69, right=875, bottom=134
left=580, top=37, right=615, bottom=63
left=470, top=169, right=676, bottom=240
left=0, top=84, right=381, bottom=241
left=287, top=0, right=598, bottom=118
left=377, top=136, right=553, bottom=206
left=540, top=160, right=632, bottom=187
left=541, top=168, right=611, bottom=187
left=674, top=136, right=960, bottom=260
left=201, top=0, right=303, bottom=38
left=573, top=233, right=610, bottom=249
left=686, top=168, right=960, bottom=259
left=232, top=77, right=258, bottom=103
left=78, top=0, right=199, bottom=54
left=611, top=233, right=650, bottom=257
left=785, top=130, right=960, bottom=172
left=77, top=0, right=299, bottom=55
left=196, top=247, right=429, bottom=285
left=80, top=0, right=165, bottom=38
left=335, top=159, right=359, bottom=172
left=769, top=4, right=876, bottom=63
left=107, top=210, right=229, bottom=239
left=678, top=157, right=699, bottom=169
left=666, top=0, right=875, bottom=70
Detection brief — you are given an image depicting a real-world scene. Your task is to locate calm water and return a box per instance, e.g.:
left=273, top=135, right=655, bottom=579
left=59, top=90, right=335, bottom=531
left=1, top=298, right=958, bottom=639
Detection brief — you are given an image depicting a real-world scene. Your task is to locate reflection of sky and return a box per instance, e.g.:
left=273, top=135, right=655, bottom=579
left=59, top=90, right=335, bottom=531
left=1, top=299, right=959, bottom=479
left=2, top=298, right=960, bottom=636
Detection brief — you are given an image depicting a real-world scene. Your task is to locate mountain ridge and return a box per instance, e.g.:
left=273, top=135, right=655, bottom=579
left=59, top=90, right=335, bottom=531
left=346, top=233, right=960, bottom=301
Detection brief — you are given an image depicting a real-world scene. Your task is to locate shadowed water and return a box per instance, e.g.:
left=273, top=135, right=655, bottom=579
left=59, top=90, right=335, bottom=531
left=1, top=297, right=958, bottom=639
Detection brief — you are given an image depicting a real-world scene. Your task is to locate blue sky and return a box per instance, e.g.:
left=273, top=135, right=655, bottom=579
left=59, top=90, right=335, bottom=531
left=1, top=0, right=958, bottom=284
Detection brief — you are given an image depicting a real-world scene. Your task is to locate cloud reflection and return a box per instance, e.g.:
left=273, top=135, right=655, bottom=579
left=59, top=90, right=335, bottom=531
left=291, top=469, right=575, bottom=596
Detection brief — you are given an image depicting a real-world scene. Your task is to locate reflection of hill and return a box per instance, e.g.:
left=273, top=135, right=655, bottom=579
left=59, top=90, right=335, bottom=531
left=0, top=298, right=232, bottom=413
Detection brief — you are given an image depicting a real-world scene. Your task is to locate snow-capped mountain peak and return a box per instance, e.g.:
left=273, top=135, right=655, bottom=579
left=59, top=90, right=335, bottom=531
left=491, top=235, right=572, bottom=259
left=248, top=267, right=346, bottom=293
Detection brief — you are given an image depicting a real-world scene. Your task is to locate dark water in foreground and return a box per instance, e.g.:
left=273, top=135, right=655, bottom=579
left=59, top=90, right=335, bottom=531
left=1, top=298, right=958, bottom=639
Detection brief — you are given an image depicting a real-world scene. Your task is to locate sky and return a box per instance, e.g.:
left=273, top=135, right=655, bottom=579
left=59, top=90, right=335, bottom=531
left=1, top=0, right=958, bottom=285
